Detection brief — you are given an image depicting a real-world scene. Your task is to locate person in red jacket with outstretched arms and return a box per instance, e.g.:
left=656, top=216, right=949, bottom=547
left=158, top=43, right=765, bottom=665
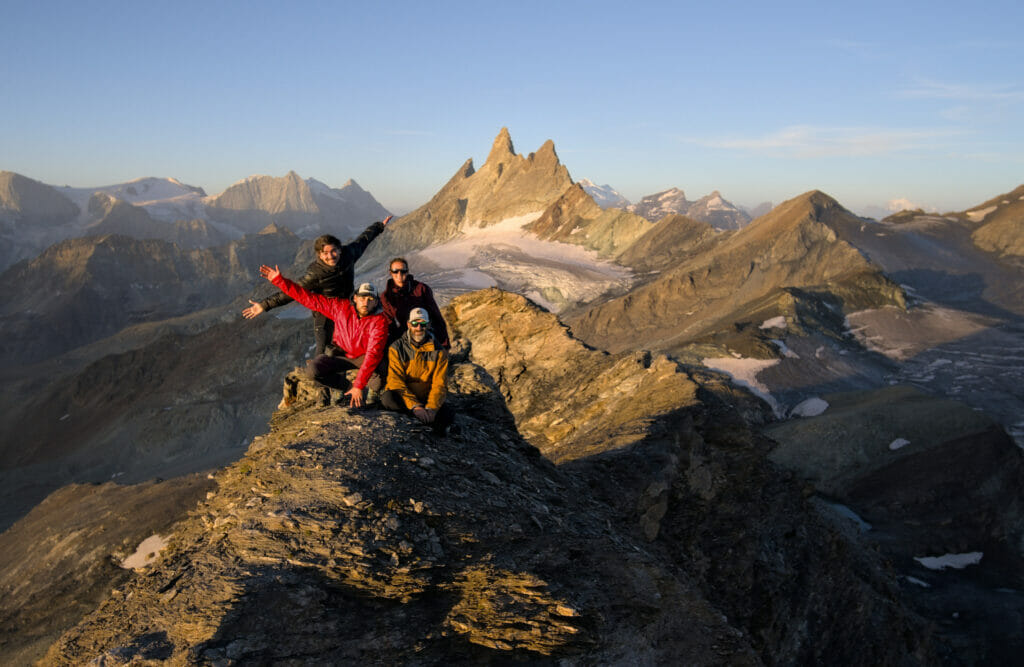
left=260, top=264, right=388, bottom=408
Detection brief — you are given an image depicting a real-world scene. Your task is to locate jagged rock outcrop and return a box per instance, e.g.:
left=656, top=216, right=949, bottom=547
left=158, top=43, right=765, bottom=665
left=445, top=288, right=935, bottom=663
left=41, top=368, right=760, bottom=665
left=359, top=128, right=574, bottom=267
left=570, top=190, right=906, bottom=354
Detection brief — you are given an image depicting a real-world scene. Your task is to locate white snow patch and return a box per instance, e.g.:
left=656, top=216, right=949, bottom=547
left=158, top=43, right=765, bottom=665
left=701, top=356, right=782, bottom=416
left=904, top=576, right=931, bottom=588
left=121, top=534, right=169, bottom=569
left=59, top=413, right=70, bottom=421
left=413, top=212, right=634, bottom=312
left=760, top=316, right=787, bottom=330
left=889, top=438, right=911, bottom=450
left=790, top=398, right=829, bottom=417
left=914, top=552, right=983, bottom=570
left=966, top=205, right=997, bottom=222
left=770, top=339, right=800, bottom=359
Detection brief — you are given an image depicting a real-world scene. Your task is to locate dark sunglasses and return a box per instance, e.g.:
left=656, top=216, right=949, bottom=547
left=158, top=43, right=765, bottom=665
left=409, top=320, right=428, bottom=328
left=390, top=268, right=409, bottom=274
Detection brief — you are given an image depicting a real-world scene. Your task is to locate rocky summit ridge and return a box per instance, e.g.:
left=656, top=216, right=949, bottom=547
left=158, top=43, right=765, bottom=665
left=36, top=289, right=943, bottom=665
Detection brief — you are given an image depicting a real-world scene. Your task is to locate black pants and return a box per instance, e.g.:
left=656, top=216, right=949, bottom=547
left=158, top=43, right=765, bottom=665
left=306, top=354, right=383, bottom=393
left=313, top=312, right=335, bottom=357
left=380, top=390, right=455, bottom=434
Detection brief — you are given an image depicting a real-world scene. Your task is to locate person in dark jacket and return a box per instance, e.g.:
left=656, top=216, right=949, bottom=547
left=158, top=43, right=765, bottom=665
left=379, top=257, right=449, bottom=347
left=243, top=216, right=391, bottom=354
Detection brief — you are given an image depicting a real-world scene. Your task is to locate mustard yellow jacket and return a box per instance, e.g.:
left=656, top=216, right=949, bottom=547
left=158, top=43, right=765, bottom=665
left=385, top=331, right=449, bottom=410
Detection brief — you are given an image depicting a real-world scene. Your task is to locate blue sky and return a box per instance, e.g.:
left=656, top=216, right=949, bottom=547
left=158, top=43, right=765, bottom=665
left=2, top=0, right=1022, bottom=215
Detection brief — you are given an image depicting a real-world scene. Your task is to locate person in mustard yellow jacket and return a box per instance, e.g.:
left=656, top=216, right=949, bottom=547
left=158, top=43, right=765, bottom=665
left=381, top=307, right=456, bottom=435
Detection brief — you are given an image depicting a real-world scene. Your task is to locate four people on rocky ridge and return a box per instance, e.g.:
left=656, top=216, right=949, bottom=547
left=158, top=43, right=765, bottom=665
left=254, top=226, right=456, bottom=434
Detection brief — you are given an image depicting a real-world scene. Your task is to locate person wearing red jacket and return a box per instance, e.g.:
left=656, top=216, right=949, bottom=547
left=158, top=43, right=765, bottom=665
left=260, top=264, right=388, bottom=408
left=244, top=216, right=391, bottom=355
left=379, top=257, right=449, bottom=347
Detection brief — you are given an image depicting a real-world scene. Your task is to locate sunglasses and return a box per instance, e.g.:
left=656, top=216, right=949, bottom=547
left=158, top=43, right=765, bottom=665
left=390, top=268, right=409, bottom=274
left=409, top=320, right=428, bottom=328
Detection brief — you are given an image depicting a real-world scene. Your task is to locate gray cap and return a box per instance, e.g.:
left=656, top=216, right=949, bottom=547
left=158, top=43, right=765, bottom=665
left=408, top=307, right=430, bottom=323
left=354, top=282, right=378, bottom=298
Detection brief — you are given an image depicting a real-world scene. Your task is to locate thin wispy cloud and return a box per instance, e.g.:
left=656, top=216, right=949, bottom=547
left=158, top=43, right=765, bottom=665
left=900, top=79, right=1024, bottom=102
left=685, top=125, right=963, bottom=158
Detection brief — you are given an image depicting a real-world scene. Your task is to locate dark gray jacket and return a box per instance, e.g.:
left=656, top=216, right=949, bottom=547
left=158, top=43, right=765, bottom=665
left=260, top=220, right=385, bottom=311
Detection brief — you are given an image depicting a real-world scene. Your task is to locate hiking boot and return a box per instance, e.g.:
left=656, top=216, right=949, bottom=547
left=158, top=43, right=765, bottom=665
left=317, top=387, right=331, bottom=408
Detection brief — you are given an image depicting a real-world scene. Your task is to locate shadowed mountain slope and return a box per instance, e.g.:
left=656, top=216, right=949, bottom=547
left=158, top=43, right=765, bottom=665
left=0, top=228, right=302, bottom=366
left=569, top=190, right=905, bottom=354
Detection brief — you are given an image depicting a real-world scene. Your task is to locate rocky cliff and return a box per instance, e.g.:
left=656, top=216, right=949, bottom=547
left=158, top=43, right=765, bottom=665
left=32, top=289, right=941, bottom=664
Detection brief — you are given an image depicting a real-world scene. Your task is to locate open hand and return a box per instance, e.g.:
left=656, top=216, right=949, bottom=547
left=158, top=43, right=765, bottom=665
left=259, top=265, right=281, bottom=282
left=242, top=299, right=265, bottom=319
left=345, top=386, right=365, bottom=408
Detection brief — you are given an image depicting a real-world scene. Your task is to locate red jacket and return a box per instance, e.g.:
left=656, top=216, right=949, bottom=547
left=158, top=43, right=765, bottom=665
left=272, top=274, right=388, bottom=389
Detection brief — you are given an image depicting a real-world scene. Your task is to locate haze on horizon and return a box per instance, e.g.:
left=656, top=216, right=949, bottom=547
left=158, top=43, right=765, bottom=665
left=2, top=0, right=1022, bottom=216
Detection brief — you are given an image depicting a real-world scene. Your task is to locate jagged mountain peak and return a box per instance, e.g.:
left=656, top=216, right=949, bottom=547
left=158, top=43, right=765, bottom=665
left=486, top=126, right=516, bottom=163
left=359, top=129, right=573, bottom=265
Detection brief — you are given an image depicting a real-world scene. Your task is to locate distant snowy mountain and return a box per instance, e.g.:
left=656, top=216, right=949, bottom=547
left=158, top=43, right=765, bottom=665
left=58, top=177, right=207, bottom=225
left=0, top=171, right=391, bottom=272
left=686, top=191, right=751, bottom=230
left=628, top=187, right=689, bottom=222
left=627, top=187, right=751, bottom=230
left=578, top=179, right=630, bottom=209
